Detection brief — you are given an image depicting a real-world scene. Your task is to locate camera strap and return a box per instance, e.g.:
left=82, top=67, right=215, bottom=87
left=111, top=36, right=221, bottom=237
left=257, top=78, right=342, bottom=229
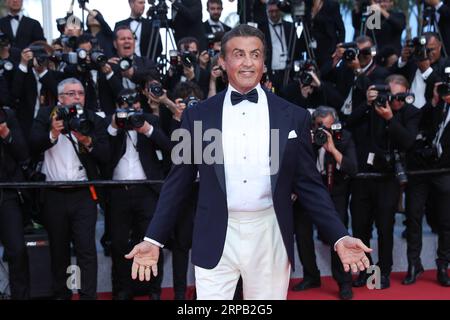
left=66, top=132, right=98, bottom=202
left=270, top=23, right=285, bottom=54
left=433, top=103, right=450, bottom=157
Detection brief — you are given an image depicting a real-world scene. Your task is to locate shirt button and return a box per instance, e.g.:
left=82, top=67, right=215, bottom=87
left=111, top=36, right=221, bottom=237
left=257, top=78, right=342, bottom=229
left=243, top=156, right=247, bottom=160
left=243, top=180, right=247, bottom=184
left=242, top=112, right=246, bottom=115
left=243, top=133, right=246, bottom=136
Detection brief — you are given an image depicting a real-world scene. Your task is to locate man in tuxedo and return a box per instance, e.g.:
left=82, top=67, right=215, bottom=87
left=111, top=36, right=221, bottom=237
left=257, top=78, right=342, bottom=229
left=170, top=0, right=207, bottom=51
left=125, top=25, right=371, bottom=300
left=203, top=0, right=231, bottom=36
left=259, top=0, right=301, bottom=92
left=0, top=0, right=45, bottom=51
left=30, top=78, right=109, bottom=300
left=115, top=0, right=162, bottom=60
left=107, top=89, right=171, bottom=300
left=293, top=106, right=357, bottom=300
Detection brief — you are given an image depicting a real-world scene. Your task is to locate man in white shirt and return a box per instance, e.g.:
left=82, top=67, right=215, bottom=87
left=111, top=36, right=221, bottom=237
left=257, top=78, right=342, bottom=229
left=126, top=25, right=372, bottom=300
left=30, top=78, right=109, bottom=300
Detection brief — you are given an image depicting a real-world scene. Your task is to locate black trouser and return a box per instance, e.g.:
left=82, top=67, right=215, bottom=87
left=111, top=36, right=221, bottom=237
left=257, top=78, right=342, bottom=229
left=41, top=188, right=98, bottom=300
left=350, top=178, right=400, bottom=275
left=171, top=184, right=198, bottom=296
left=110, top=185, right=163, bottom=296
left=294, top=191, right=352, bottom=285
left=0, top=190, right=29, bottom=299
left=405, top=174, right=450, bottom=265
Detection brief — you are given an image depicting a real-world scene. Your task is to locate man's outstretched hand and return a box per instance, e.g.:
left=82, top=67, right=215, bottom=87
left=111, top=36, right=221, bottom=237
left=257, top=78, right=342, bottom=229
left=335, top=236, right=373, bottom=273
left=125, top=241, right=160, bottom=281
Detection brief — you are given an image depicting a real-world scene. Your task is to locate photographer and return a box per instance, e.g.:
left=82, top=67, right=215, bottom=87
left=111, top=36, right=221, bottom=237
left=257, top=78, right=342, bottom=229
left=30, top=78, right=109, bottom=300
left=207, top=55, right=227, bottom=98
left=423, top=0, right=450, bottom=57
left=114, top=0, right=163, bottom=59
left=85, top=8, right=115, bottom=59
left=11, top=42, right=61, bottom=139
left=0, top=107, right=30, bottom=299
left=166, top=37, right=210, bottom=98
left=203, top=0, right=231, bottom=35
left=323, top=36, right=389, bottom=123
left=393, top=32, right=448, bottom=109
left=403, top=78, right=450, bottom=287
left=292, top=106, right=357, bottom=300
left=350, top=74, right=421, bottom=289
left=170, top=0, right=208, bottom=51
left=352, top=0, right=405, bottom=55
left=107, top=88, right=171, bottom=299
left=0, top=0, right=46, bottom=51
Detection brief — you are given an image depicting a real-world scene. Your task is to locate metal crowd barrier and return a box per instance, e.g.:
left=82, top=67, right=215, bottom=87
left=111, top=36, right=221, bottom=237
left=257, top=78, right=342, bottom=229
left=0, top=168, right=448, bottom=189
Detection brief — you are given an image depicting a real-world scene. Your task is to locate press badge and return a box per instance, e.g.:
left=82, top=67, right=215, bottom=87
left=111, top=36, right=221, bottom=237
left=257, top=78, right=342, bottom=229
left=156, top=150, right=163, bottom=161
left=367, top=152, right=375, bottom=165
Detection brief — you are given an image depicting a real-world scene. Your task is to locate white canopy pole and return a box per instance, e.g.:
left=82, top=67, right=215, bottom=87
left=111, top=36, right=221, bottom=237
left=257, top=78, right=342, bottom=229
left=41, top=0, right=54, bottom=43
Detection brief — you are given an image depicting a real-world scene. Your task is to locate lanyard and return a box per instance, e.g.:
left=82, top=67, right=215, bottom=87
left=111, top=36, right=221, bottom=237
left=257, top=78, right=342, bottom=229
left=271, top=23, right=285, bottom=53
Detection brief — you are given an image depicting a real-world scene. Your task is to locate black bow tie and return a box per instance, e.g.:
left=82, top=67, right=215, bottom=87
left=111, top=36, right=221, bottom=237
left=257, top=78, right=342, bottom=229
left=231, top=89, right=258, bottom=106
left=131, top=17, right=142, bottom=22
left=9, top=15, right=19, bottom=21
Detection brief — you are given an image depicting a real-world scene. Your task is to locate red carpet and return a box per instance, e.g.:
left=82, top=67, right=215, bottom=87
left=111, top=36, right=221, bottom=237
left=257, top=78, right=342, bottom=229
left=79, top=270, right=450, bottom=300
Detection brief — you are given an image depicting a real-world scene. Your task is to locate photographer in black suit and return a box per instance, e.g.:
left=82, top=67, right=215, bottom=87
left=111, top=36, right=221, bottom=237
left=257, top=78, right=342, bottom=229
left=30, top=78, right=109, bottom=300
left=0, top=107, right=30, bottom=299
left=403, top=78, right=450, bottom=287
left=352, top=0, right=405, bottom=55
left=423, top=0, right=450, bottom=57
left=292, top=106, right=357, bottom=300
left=349, top=74, right=421, bottom=289
left=107, top=88, right=171, bottom=300
left=203, top=0, right=231, bottom=35
left=0, top=0, right=45, bottom=51
left=114, top=0, right=163, bottom=59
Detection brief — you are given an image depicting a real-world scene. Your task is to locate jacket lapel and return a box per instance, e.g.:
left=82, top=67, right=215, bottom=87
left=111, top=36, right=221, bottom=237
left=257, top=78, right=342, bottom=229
left=265, top=89, right=291, bottom=195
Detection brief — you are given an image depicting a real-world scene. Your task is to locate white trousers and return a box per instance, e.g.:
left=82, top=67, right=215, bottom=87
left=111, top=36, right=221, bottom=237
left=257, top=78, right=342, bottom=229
left=195, top=206, right=291, bottom=300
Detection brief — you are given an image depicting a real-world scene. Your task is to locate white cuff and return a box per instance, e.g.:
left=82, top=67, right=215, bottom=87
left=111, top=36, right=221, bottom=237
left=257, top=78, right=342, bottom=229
left=435, top=1, right=443, bottom=10
left=421, top=67, right=433, bottom=80
left=106, top=71, right=114, bottom=80
left=144, top=126, right=154, bottom=138
left=334, top=235, right=350, bottom=251
left=49, top=131, right=57, bottom=144
left=397, top=57, right=407, bottom=68
left=107, top=124, right=118, bottom=136
left=19, top=63, right=28, bottom=73
left=38, top=69, right=48, bottom=79
left=144, top=237, right=164, bottom=248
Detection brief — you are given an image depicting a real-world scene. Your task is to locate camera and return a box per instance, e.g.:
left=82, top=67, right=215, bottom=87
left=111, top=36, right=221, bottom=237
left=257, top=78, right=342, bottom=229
left=393, top=150, right=408, bottom=186
left=90, top=50, right=108, bottom=69
left=372, top=85, right=415, bottom=107
left=78, top=0, right=89, bottom=9
left=56, top=104, right=94, bottom=136
left=0, top=59, right=14, bottom=72
left=29, top=44, right=50, bottom=66
left=0, top=32, right=10, bottom=48
left=49, top=51, right=78, bottom=65
left=206, top=33, right=218, bottom=58
left=406, top=36, right=428, bottom=61
left=313, top=123, right=342, bottom=147
left=61, top=35, right=78, bottom=50
left=119, top=57, right=133, bottom=71
left=115, top=92, right=145, bottom=130
left=339, top=42, right=374, bottom=62
left=294, top=59, right=316, bottom=86
left=181, top=51, right=197, bottom=68
left=148, top=83, right=163, bottom=97
left=183, top=96, right=200, bottom=109
left=437, top=67, right=450, bottom=97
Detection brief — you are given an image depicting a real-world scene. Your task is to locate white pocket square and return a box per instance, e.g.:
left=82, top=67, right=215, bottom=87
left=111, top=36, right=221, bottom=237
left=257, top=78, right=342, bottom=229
left=288, top=130, right=298, bottom=139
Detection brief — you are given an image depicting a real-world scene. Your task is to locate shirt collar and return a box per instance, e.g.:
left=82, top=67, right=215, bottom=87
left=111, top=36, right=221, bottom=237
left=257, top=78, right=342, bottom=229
left=225, top=83, right=263, bottom=106
left=8, top=11, right=23, bottom=20
left=208, top=18, right=221, bottom=26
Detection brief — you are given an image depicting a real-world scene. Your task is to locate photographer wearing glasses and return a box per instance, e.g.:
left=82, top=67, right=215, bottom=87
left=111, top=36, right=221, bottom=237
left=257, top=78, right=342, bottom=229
left=350, top=74, right=421, bottom=289
left=292, top=106, right=357, bottom=300
left=107, top=88, right=171, bottom=300
left=403, top=71, right=450, bottom=287
left=30, top=78, right=109, bottom=300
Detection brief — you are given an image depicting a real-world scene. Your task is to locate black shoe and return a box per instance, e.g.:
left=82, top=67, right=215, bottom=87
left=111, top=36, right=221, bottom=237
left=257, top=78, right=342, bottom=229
left=150, top=293, right=161, bottom=300
left=437, top=260, right=450, bottom=287
left=352, top=272, right=368, bottom=287
left=338, top=283, right=353, bottom=300
left=402, top=264, right=424, bottom=285
left=380, top=274, right=390, bottom=289
left=292, top=278, right=321, bottom=291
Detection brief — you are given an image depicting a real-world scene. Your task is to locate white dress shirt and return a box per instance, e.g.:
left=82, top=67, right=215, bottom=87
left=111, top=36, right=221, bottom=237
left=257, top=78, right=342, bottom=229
left=410, top=67, right=433, bottom=109
left=9, top=11, right=23, bottom=38
left=222, top=84, right=273, bottom=212
left=268, top=20, right=287, bottom=71
left=208, top=19, right=224, bottom=33
left=41, top=134, right=88, bottom=182
left=108, top=125, right=148, bottom=180
left=130, top=17, right=142, bottom=57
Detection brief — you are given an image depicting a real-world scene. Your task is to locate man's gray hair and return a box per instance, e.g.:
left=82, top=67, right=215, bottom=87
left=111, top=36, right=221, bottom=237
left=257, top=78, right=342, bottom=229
left=312, top=106, right=339, bottom=122
left=220, top=24, right=266, bottom=58
left=57, top=78, right=84, bottom=95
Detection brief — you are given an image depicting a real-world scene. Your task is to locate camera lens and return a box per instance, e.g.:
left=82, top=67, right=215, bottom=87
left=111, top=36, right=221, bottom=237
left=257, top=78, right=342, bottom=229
left=313, top=128, right=328, bottom=147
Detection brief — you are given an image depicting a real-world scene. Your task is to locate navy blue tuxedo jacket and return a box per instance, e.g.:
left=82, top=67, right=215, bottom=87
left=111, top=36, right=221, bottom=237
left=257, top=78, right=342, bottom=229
left=146, top=89, right=349, bottom=269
